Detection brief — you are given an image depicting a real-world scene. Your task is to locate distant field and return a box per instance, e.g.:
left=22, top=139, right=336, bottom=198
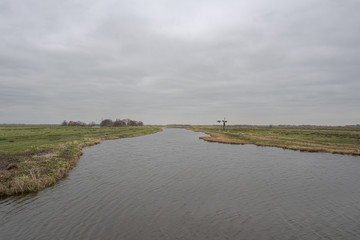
left=0, top=125, right=162, bottom=196
left=187, top=126, right=360, bottom=156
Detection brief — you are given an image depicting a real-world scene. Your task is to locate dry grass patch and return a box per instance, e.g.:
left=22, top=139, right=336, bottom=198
left=188, top=126, right=360, bottom=156
left=0, top=126, right=162, bottom=197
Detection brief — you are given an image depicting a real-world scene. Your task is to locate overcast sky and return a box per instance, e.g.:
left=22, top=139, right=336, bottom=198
left=1, top=0, right=359, bottom=125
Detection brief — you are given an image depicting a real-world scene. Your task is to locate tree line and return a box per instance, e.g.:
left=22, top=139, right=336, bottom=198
left=100, top=118, right=143, bottom=127
left=61, top=119, right=144, bottom=127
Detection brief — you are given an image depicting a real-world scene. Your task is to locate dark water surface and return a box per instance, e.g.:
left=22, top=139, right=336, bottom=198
left=1, top=128, right=360, bottom=239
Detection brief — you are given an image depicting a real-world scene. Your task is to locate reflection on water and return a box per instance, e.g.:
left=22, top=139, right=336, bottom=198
left=1, top=128, right=360, bottom=239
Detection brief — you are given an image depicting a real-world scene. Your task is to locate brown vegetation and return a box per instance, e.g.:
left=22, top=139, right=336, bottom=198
left=0, top=126, right=161, bottom=197
left=187, top=126, right=360, bottom=156
left=0, top=139, right=98, bottom=196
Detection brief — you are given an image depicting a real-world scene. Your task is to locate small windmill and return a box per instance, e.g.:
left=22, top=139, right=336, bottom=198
left=217, top=117, right=227, bottom=131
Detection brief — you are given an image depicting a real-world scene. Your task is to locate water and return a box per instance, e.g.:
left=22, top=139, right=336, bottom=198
left=1, top=128, right=360, bottom=239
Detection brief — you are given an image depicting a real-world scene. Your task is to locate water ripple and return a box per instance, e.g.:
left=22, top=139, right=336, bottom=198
left=1, top=128, right=360, bottom=239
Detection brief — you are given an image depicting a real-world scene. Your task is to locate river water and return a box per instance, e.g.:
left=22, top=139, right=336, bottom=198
left=1, top=128, right=360, bottom=239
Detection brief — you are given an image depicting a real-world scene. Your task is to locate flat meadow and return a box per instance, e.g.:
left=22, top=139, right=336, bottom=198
left=188, top=125, right=360, bottom=156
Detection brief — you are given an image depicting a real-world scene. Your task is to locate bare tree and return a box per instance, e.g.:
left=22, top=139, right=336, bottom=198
left=122, top=118, right=131, bottom=126
left=99, top=118, right=144, bottom=127
left=127, top=120, right=137, bottom=126
left=61, top=120, right=68, bottom=126
left=75, top=121, right=87, bottom=126
left=100, top=119, right=114, bottom=127
left=113, top=119, right=126, bottom=127
left=88, top=121, right=97, bottom=126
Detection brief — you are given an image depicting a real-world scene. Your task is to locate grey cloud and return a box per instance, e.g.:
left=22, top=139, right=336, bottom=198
left=1, top=0, right=359, bottom=125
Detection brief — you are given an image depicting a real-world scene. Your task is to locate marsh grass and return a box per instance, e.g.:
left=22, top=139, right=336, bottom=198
left=0, top=126, right=161, bottom=197
left=187, top=126, right=360, bottom=156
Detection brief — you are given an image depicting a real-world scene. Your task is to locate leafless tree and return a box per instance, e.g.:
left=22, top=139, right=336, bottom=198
left=61, top=120, right=68, bottom=126
left=99, top=118, right=144, bottom=127
left=100, top=119, right=114, bottom=127
left=122, top=118, right=131, bottom=126
left=88, top=121, right=97, bottom=126
left=113, top=119, right=126, bottom=127
left=127, top=120, right=137, bottom=126
left=76, top=121, right=87, bottom=126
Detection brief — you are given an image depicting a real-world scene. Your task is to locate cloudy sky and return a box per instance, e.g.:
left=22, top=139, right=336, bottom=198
left=1, top=0, right=359, bottom=125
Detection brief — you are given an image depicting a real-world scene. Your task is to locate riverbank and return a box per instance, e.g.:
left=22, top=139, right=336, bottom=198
left=0, top=126, right=162, bottom=197
left=186, top=126, right=360, bottom=156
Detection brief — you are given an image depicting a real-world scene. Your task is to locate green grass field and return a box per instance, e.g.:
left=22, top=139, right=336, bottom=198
left=0, top=125, right=162, bottom=197
left=187, top=126, right=360, bottom=156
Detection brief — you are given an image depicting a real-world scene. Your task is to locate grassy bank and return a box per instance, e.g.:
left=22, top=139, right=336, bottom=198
left=0, top=125, right=162, bottom=197
left=186, top=126, right=360, bottom=156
